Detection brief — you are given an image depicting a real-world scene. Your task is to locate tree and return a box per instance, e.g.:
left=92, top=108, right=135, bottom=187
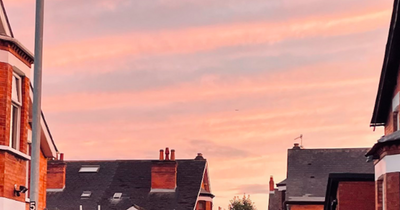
left=228, top=194, right=257, bottom=210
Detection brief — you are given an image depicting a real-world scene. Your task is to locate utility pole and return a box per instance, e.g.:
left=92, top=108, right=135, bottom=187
left=30, top=0, right=45, bottom=206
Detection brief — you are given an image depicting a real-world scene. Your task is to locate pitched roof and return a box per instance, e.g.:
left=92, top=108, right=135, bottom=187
left=366, top=130, right=400, bottom=157
left=276, top=179, right=286, bottom=186
left=371, top=0, right=400, bottom=126
left=46, top=159, right=208, bottom=210
left=286, top=148, right=373, bottom=202
left=0, top=0, right=13, bottom=37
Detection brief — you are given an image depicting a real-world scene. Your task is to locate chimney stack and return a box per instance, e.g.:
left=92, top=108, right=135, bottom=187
left=47, top=158, right=67, bottom=190
left=171, top=149, right=175, bottom=161
left=151, top=148, right=177, bottom=191
left=293, top=143, right=301, bottom=149
left=195, top=153, right=204, bottom=160
left=159, top=149, right=164, bottom=160
left=269, top=176, right=275, bottom=194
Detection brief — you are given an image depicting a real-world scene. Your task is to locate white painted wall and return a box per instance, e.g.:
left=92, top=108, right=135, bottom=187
left=0, top=50, right=31, bottom=79
left=0, top=197, right=26, bottom=210
left=375, top=154, right=400, bottom=180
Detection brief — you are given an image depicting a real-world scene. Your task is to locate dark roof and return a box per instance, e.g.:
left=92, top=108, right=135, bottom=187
left=366, top=130, right=400, bottom=157
left=324, top=173, right=374, bottom=210
left=268, top=189, right=281, bottom=210
left=286, top=148, right=374, bottom=202
left=46, top=159, right=207, bottom=210
left=371, top=0, right=400, bottom=126
left=276, top=179, right=286, bottom=186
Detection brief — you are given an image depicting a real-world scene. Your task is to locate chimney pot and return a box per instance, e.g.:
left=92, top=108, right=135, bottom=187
left=269, top=176, right=275, bottom=194
left=293, top=143, right=301, bottom=149
left=171, top=149, right=175, bottom=161
left=59, top=153, right=64, bottom=161
left=195, top=153, right=205, bottom=160
left=159, top=149, right=164, bottom=160
left=165, top=147, right=170, bottom=160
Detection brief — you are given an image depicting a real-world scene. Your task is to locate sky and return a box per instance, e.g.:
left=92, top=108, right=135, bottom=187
left=4, top=0, right=395, bottom=209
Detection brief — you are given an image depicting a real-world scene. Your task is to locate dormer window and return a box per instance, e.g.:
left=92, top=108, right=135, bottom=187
left=10, top=73, right=21, bottom=150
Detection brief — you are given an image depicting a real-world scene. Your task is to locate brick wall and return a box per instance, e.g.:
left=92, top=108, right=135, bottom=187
left=289, top=204, right=323, bottom=210
left=0, top=62, right=31, bottom=205
left=0, top=152, right=27, bottom=202
left=383, top=172, right=400, bottom=210
left=46, top=161, right=66, bottom=189
left=151, top=161, right=177, bottom=189
left=0, top=62, right=13, bottom=146
left=336, top=181, right=374, bottom=210
left=38, top=151, right=47, bottom=210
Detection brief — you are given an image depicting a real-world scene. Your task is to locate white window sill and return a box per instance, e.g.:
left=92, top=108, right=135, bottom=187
left=0, top=146, right=30, bottom=160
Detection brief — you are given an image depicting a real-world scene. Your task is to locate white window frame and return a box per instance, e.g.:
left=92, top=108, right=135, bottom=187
left=9, top=73, right=22, bottom=150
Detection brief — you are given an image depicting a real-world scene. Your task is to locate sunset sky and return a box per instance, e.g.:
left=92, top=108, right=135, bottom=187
left=4, top=0, right=395, bottom=209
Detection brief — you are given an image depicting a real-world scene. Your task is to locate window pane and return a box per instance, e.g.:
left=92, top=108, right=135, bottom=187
left=9, top=105, right=19, bottom=149
left=12, top=76, right=20, bottom=103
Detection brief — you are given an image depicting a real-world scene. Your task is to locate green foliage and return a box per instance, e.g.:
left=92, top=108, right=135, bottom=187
left=228, top=194, right=257, bottom=210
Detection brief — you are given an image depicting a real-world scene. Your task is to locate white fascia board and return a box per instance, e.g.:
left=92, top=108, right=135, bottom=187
left=278, top=186, right=286, bottom=191
left=375, top=154, right=400, bottom=180
left=149, top=188, right=176, bottom=193
left=0, top=5, right=11, bottom=37
left=40, top=117, right=57, bottom=158
left=29, top=86, right=57, bottom=158
left=46, top=186, right=65, bottom=192
left=0, top=49, right=31, bottom=79
left=287, top=196, right=325, bottom=202
left=198, top=196, right=213, bottom=202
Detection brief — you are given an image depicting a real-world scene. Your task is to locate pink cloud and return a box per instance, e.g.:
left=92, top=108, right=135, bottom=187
left=42, top=8, right=390, bottom=72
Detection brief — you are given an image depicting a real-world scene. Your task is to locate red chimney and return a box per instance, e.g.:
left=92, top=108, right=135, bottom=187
left=159, top=149, right=164, bottom=160
left=171, top=149, right=175, bottom=161
left=47, top=159, right=67, bottom=190
left=269, top=176, right=275, bottom=194
left=151, top=148, right=177, bottom=191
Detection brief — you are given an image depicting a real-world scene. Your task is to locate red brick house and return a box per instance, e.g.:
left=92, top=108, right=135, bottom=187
left=46, top=148, right=214, bottom=210
left=324, top=173, right=375, bottom=210
left=0, top=1, right=59, bottom=209
left=268, top=144, right=373, bottom=210
left=367, top=0, right=400, bottom=209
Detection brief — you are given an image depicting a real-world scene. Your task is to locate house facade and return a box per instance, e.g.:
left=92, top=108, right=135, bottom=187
left=0, top=1, right=59, bottom=209
left=46, top=148, right=214, bottom=210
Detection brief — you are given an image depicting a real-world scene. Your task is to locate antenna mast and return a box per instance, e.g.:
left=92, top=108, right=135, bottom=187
left=294, top=134, right=303, bottom=147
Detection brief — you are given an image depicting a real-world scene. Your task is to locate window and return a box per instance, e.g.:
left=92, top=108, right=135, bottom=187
left=81, top=191, right=91, bottom=198
left=79, top=165, right=100, bottom=173
left=394, top=112, right=399, bottom=132
left=197, top=201, right=205, bottom=210
left=10, top=74, right=21, bottom=150
left=113, top=193, right=122, bottom=199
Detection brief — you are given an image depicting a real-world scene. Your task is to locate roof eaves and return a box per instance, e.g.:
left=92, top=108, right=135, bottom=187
left=371, top=0, right=400, bottom=126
